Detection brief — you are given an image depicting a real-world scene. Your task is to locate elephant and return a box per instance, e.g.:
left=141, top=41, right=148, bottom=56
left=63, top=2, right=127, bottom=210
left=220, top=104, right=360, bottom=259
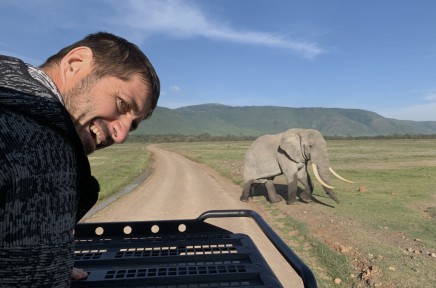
left=240, top=128, right=353, bottom=205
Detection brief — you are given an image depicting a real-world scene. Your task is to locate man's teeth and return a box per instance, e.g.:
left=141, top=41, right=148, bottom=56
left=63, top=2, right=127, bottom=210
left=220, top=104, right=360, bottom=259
left=90, top=125, right=102, bottom=145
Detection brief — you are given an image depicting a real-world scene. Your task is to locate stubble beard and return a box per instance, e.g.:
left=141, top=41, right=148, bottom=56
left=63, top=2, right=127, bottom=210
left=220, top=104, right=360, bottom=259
left=63, top=74, right=98, bottom=155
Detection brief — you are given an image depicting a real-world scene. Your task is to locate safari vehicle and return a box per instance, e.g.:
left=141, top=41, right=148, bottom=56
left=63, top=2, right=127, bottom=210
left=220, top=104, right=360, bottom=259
left=72, top=210, right=317, bottom=288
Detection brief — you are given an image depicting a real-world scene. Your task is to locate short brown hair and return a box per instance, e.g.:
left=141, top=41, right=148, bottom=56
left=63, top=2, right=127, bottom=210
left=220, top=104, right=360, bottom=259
left=41, top=32, right=160, bottom=114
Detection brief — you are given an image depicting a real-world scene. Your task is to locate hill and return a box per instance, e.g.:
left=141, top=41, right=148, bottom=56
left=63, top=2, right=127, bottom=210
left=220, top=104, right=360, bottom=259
left=131, top=104, right=436, bottom=137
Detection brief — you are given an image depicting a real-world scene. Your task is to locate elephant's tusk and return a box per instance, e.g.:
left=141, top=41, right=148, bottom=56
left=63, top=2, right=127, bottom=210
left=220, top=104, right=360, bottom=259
left=329, top=167, right=355, bottom=184
left=311, top=163, right=335, bottom=189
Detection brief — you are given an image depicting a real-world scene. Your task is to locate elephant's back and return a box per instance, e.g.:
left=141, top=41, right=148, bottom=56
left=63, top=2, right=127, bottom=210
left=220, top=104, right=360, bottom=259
left=243, top=134, right=282, bottom=182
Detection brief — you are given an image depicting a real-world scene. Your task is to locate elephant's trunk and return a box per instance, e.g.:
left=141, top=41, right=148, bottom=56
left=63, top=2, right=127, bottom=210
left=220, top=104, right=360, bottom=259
left=329, top=167, right=354, bottom=183
left=311, top=163, right=340, bottom=204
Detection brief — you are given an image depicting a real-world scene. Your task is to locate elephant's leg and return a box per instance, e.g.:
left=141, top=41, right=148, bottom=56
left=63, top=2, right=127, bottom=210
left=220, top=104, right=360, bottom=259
left=265, top=178, right=282, bottom=203
left=298, top=167, right=312, bottom=203
left=277, top=154, right=299, bottom=204
left=284, top=171, right=299, bottom=205
left=240, top=180, right=254, bottom=202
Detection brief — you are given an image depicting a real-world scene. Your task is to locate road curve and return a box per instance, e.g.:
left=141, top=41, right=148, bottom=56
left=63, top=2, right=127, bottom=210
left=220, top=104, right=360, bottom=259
left=85, top=145, right=303, bottom=288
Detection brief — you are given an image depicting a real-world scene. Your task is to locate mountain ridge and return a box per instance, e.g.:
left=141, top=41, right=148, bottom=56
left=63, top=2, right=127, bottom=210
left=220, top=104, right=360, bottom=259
left=131, top=104, right=436, bottom=137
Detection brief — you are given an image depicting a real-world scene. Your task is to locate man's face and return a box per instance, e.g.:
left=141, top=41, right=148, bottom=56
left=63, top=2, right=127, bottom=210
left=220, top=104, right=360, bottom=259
left=64, top=73, right=151, bottom=155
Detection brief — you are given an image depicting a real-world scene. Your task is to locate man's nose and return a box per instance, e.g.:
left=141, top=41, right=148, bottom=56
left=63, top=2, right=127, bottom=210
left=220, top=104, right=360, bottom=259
left=111, top=118, right=131, bottom=143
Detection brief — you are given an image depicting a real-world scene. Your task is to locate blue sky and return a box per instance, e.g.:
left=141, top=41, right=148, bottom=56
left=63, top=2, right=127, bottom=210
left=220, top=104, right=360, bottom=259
left=1, top=0, right=435, bottom=121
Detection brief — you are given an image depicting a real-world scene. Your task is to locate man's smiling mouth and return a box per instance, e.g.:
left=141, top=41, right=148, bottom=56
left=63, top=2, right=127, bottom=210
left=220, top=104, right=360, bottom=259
left=90, top=124, right=102, bottom=145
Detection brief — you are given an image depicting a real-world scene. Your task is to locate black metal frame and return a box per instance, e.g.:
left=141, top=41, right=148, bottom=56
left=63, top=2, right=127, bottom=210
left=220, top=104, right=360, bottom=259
left=73, top=209, right=317, bottom=288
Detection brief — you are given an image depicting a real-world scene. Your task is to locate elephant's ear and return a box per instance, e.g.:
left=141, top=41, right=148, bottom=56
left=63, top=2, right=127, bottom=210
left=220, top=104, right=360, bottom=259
left=279, top=133, right=301, bottom=161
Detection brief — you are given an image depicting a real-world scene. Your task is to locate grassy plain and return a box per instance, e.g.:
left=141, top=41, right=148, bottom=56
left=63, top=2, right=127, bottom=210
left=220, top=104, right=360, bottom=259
left=158, top=139, right=436, bottom=288
left=88, top=143, right=151, bottom=200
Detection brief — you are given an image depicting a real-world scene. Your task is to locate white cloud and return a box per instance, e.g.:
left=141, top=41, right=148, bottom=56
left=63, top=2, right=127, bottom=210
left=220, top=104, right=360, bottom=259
left=1, top=0, right=326, bottom=59
left=423, top=91, right=436, bottom=101
left=378, top=102, right=436, bottom=121
left=169, top=85, right=181, bottom=92
left=105, top=0, right=325, bottom=59
left=373, top=89, right=436, bottom=121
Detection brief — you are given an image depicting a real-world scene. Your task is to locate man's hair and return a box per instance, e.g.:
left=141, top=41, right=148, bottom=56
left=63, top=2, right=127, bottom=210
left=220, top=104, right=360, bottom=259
left=41, top=32, right=160, bottom=115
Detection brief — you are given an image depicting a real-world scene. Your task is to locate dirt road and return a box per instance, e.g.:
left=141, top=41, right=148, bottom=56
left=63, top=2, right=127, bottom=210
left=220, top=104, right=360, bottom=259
left=84, top=145, right=304, bottom=287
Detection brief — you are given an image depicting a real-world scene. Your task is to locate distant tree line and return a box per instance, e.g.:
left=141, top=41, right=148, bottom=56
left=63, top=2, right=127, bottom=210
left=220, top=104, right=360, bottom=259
left=325, top=133, right=436, bottom=140
left=128, top=133, right=436, bottom=143
left=127, top=133, right=256, bottom=143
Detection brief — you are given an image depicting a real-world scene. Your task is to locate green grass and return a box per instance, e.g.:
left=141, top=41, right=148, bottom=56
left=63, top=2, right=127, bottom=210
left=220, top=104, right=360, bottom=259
left=159, top=141, right=249, bottom=185
left=88, top=143, right=151, bottom=200
left=268, top=201, right=356, bottom=287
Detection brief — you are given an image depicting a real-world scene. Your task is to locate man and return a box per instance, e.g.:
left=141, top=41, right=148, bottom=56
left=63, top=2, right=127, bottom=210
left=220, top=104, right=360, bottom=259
left=0, top=32, right=160, bottom=287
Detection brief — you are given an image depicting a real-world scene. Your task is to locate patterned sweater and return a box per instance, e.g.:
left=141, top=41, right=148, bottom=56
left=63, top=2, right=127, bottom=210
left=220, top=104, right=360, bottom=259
left=0, top=55, right=99, bottom=287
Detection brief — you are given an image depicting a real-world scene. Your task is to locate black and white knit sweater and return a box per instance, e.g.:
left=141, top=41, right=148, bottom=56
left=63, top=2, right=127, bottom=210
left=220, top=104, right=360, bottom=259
left=0, top=55, right=99, bottom=287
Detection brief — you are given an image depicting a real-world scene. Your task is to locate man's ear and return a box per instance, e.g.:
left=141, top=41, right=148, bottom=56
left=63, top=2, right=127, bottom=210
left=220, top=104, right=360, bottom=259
left=59, top=46, right=93, bottom=83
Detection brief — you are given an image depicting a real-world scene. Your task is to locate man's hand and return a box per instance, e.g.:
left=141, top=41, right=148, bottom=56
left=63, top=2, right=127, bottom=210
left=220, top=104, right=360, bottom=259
left=71, top=267, right=88, bottom=280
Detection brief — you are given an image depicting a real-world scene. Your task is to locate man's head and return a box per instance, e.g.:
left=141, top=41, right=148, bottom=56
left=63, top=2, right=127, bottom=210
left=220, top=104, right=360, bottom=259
left=41, top=32, right=160, bottom=154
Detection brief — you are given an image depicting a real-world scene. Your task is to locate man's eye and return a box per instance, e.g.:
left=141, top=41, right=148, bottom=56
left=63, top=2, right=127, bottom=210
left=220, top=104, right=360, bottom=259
left=117, top=98, right=129, bottom=113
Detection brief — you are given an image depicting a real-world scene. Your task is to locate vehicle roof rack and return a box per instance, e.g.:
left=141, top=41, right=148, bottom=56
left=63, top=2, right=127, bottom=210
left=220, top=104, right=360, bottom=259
left=73, top=209, right=317, bottom=288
